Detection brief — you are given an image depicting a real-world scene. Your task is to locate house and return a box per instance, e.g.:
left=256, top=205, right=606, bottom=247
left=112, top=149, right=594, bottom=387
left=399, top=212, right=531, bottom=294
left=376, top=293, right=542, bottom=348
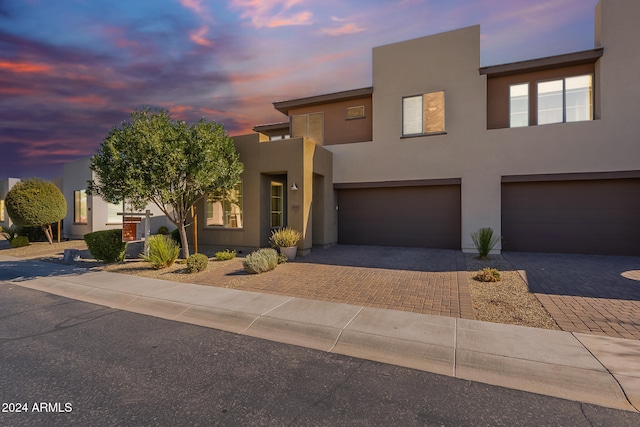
left=62, top=157, right=171, bottom=240
left=0, top=177, right=20, bottom=229
left=198, top=0, right=640, bottom=257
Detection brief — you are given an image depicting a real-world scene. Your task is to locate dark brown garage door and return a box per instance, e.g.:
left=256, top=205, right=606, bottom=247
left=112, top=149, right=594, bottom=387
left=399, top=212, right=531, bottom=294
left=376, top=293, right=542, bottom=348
left=337, top=184, right=461, bottom=248
left=502, top=178, right=640, bottom=256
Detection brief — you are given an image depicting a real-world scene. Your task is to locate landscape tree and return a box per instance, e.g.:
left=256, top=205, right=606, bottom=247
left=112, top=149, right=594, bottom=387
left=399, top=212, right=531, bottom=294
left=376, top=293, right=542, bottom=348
left=88, top=107, right=243, bottom=259
left=5, top=178, right=66, bottom=244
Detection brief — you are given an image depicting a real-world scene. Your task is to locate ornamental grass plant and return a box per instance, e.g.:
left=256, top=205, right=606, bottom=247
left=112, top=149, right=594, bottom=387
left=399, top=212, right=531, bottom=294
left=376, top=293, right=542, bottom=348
left=141, top=235, right=180, bottom=269
left=269, top=227, right=301, bottom=248
left=471, top=227, right=500, bottom=259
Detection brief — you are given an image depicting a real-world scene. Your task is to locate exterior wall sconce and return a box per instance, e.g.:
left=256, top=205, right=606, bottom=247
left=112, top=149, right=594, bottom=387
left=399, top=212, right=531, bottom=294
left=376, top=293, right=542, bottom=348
left=291, top=183, right=298, bottom=191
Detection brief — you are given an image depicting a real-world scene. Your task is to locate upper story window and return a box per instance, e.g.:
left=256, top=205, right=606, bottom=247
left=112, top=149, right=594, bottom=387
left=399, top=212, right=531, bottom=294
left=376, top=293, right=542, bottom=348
left=402, top=91, right=445, bottom=136
left=206, top=181, right=243, bottom=228
left=537, top=75, right=592, bottom=125
left=292, top=112, right=323, bottom=144
left=509, top=83, right=529, bottom=128
left=74, top=190, right=87, bottom=224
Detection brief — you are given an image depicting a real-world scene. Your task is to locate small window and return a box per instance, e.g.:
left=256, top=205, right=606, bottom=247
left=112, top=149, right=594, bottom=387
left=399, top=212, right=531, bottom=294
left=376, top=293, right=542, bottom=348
left=270, top=182, right=283, bottom=228
left=74, top=190, right=87, bottom=224
left=0, top=199, right=4, bottom=222
left=402, top=91, right=445, bottom=136
left=509, top=83, right=529, bottom=128
left=537, top=75, right=592, bottom=125
left=346, top=106, right=365, bottom=119
left=206, top=181, right=243, bottom=228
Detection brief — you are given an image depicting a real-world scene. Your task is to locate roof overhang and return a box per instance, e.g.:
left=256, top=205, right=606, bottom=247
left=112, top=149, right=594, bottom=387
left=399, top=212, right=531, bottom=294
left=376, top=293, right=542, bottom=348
left=479, top=48, right=604, bottom=79
left=273, top=87, right=373, bottom=115
left=253, top=122, right=290, bottom=133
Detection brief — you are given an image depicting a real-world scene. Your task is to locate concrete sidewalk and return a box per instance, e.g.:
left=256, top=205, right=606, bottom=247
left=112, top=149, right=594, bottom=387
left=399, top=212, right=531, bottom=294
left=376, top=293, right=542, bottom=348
left=1, top=254, right=639, bottom=412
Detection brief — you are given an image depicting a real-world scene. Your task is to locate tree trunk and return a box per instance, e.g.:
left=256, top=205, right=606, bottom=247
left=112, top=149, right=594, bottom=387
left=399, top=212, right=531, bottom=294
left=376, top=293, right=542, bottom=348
left=178, top=224, right=190, bottom=259
left=42, top=224, right=53, bottom=244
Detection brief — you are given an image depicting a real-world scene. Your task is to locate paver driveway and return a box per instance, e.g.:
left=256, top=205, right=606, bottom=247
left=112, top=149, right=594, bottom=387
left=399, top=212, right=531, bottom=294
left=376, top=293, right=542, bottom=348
left=503, top=252, right=640, bottom=340
left=191, top=245, right=474, bottom=319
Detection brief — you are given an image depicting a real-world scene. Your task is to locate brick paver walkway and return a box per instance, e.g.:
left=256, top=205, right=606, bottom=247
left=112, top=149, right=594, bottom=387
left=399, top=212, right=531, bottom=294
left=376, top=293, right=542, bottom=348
left=503, top=252, right=640, bottom=340
left=191, top=245, right=474, bottom=319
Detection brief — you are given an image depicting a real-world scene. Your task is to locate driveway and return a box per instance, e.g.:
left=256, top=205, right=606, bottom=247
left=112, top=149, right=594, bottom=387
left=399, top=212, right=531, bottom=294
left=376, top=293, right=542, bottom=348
left=190, top=245, right=475, bottom=320
left=503, top=252, right=640, bottom=340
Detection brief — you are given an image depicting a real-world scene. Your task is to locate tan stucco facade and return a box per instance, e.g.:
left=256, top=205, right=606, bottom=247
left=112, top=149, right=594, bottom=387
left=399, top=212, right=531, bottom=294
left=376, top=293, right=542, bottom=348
left=320, top=0, right=640, bottom=253
left=198, top=135, right=335, bottom=256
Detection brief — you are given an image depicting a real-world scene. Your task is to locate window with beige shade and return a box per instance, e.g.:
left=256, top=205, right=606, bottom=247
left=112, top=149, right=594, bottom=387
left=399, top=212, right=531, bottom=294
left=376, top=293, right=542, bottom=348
left=206, top=181, right=243, bottom=228
left=402, top=91, right=445, bottom=136
left=292, top=112, right=323, bottom=144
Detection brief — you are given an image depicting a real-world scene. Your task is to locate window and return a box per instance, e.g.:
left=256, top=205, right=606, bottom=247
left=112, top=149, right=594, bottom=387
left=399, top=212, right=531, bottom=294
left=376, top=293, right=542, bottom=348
left=402, top=91, right=445, bottom=136
left=206, top=181, right=243, bottom=228
left=509, top=83, right=529, bottom=128
left=537, top=75, right=592, bottom=125
left=270, top=182, right=283, bottom=228
left=74, top=190, right=87, bottom=224
left=0, top=199, right=4, bottom=221
left=346, top=106, right=365, bottom=119
left=292, top=112, right=323, bottom=144
left=107, top=202, right=121, bottom=224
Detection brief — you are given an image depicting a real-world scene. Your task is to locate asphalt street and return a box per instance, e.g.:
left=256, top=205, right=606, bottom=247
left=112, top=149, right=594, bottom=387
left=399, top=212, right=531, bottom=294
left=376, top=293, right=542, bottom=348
left=1, top=282, right=639, bottom=427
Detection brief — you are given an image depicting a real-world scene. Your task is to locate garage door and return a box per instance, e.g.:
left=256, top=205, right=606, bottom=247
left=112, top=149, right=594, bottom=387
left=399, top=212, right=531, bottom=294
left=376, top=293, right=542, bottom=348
left=337, top=184, right=461, bottom=248
left=502, top=178, right=640, bottom=256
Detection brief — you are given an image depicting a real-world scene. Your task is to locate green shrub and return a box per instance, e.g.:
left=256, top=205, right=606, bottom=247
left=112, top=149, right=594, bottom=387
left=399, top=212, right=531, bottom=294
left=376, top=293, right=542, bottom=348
left=471, top=227, right=500, bottom=259
left=277, top=253, right=288, bottom=264
left=474, top=267, right=501, bottom=282
left=171, top=228, right=181, bottom=246
left=141, top=235, right=180, bottom=269
left=10, top=235, right=29, bottom=248
left=84, top=229, right=127, bottom=263
left=157, top=226, right=169, bottom=235
left=187, top=253, right=209, bottom=273
left=243, top=248, right=278, bottom=274
left=5, top=178, right=66, bottom=243
left=215, top=249, right=236, bottom=261
left=269, top=227, right=301, bottom=248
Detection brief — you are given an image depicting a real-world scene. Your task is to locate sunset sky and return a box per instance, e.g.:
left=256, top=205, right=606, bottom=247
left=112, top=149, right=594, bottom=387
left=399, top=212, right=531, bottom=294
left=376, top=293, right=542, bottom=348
left=1, top=0, right=598, bottom=179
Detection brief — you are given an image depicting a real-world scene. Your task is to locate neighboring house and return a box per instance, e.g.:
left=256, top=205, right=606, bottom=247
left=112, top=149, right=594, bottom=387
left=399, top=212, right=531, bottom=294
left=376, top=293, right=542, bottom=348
left=62, top=157, right=171, bottom=240
left=0, top=177, right=20, bottom=229
left=198, top=0, right=640, bottom=257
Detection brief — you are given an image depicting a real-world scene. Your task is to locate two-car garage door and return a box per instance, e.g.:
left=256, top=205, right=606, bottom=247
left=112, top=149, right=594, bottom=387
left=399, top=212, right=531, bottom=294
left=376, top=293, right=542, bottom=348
left=337, top=183, right=461, bottom=249
left=502, top=177, right=640, bottom=256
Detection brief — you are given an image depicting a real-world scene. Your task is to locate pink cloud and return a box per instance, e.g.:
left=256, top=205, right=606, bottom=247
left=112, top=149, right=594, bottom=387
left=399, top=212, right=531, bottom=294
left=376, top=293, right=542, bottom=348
left=230, top=0, right=313, bottom=28
left=180, top=0, right=206, bottom=14
left=320, top=22, right=365, bottom=36
left=65, top=94, right=108, bottom=107
left=190, top=25, right=214, bottom=47
left=0, top=61, right=51, bottom=73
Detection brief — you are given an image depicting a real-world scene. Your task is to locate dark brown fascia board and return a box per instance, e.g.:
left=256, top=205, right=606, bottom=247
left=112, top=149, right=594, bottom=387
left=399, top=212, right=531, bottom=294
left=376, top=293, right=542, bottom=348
left=480, top=48, right=604, bottom=79
left=334, top=178, right=461, bottom=190
left=502, top=170, right=640, bottom=183
left=274, top=87, right=373, bottom=115
left=253, top=121, right=290, bottom=133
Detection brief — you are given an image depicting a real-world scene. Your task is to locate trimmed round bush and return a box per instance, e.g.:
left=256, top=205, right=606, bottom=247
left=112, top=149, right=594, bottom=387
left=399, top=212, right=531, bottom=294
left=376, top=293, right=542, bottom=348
left=243, top=248, right=278, bottom=274
left=10, top=235, right=29, bottom=248
left=84, top=229, right=127, bottom=263
left=157, top=226, right=169, bottom=235
left=187, top=253, right=209, bottom=273
left=5, top=178, right=66, bottom=243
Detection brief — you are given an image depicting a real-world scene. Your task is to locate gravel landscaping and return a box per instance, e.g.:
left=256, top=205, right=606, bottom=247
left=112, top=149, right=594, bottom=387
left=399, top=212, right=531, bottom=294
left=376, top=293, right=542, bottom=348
left=1, top=239, right=559, bottom=330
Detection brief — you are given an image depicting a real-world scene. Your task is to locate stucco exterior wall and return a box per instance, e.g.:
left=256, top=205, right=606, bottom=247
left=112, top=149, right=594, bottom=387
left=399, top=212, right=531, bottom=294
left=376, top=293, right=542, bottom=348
left=0, top=177, right=20, bottom=228
left=325, top=0, right=640, bottom=252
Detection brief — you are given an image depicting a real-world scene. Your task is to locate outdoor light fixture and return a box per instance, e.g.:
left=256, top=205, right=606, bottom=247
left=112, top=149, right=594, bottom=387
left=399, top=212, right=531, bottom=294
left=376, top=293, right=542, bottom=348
left=291, top=183, right=298, bottom=191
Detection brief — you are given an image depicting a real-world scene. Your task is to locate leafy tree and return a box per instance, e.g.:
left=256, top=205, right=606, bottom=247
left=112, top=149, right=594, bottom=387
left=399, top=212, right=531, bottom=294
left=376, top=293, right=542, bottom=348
left=88, top=108, right=243, bottom=258
left=5, top=178, right=66, bottom=244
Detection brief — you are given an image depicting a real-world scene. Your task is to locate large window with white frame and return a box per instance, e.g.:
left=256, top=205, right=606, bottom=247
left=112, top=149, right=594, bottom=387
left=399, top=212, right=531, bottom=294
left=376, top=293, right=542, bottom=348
left=537, top=75, right=592, bottom=125
left=206, top=181, right=243, bottom=228
left=402, top=91, right=445, bottom=136
left=74, top=190, right=87, bottom=224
